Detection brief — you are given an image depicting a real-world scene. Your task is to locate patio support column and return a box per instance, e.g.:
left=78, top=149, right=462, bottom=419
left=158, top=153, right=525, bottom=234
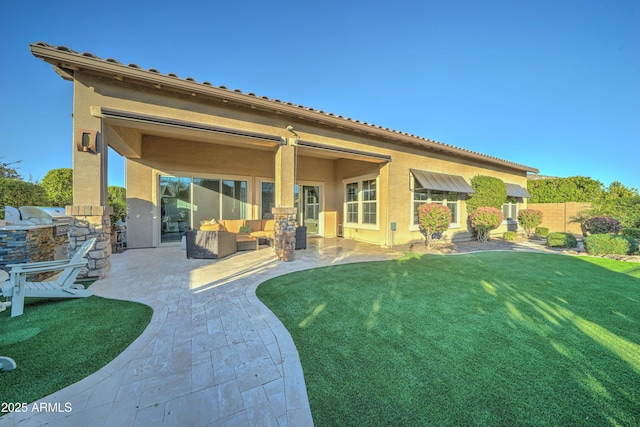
left=67, top=80, right=112, bottom=278
left=274, top=140, right=296, bottom=207
left=273, top=139, right=297, bottom=261
left=65, top=205, right=112, bottom=278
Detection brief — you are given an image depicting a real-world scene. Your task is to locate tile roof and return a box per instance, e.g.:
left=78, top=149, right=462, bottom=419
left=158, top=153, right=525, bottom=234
left=30, top=42, right=538, bottom=173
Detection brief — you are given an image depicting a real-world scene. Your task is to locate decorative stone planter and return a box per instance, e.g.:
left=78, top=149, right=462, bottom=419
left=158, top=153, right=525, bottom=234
left=272, top=207, right=297, bottom=261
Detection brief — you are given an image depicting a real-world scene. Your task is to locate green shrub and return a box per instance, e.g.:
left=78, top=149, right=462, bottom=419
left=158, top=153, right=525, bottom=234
left=469, top=206, right=504, bottom=245
left=417, top=203, right=452, bottom=248
left=534, top=227, right=549, bottom=237
left=517, top=209, right=543, bottom=237
left=547, top=232, right=578, bottom=248
left=503, top=231, right=517, bottom=241
left=583, top=234, right=638, bottom=255
left=0, top=178, right=49, bottom=219
left=108, top=186, right=127, bottom=224
left=466, top=176, right=507, bottom=211
left=620, top=228, right=640, bottom=240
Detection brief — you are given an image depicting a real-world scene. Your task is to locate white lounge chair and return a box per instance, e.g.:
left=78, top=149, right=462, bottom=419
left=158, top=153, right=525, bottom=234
left=0, top=238, right=96, bottom=317
left=0, top=356, right=16, bottom=372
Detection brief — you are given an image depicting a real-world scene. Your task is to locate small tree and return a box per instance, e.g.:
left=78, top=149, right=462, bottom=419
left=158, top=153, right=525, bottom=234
left=517, top=209, right=543, bottom=238
left=0, top=158, right=22, bottom=180
left=41, top=168, right=73, bottom=207
left=469, top=206, right=504, bottom=245
left=107, top=186, right=127, bottom=226
left=417, top=203, right=451, bottom=248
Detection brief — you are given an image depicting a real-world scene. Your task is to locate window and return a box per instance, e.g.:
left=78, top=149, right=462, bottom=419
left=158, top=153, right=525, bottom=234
left=412, top=179, right=459, bottom=226
left=261, top=182, right=275, bottom=219
left=502, top=196, right=518, bottom=221
left=344, top=176, right=378, bottom=227
left=361, top=179, right=377, bottom=224
left=346, top=182, right=359, bottom=223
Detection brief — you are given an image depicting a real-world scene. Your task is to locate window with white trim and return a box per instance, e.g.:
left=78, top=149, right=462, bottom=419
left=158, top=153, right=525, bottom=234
left=344, top=176, right=378, bottom=227
left=412, top=179, right=459, bottom=226
left=502, top=196, right=518, bottom=221
left=361, top=179, right=377, bottom=224
left=346, top=182, right=359, bottom=223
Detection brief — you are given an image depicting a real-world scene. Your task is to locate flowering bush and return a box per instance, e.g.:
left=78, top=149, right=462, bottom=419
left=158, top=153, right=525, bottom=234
left=517, top=209, right=543, bottom=237
left=582, top=216, right=621, bottom=235
left=418, top=203, right=451, bottom=248
left=469, top=206, right=503, bottom=244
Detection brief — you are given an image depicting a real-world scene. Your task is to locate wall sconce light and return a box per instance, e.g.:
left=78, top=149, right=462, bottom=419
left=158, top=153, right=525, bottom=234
left=75, top=129, right=97, bottom=153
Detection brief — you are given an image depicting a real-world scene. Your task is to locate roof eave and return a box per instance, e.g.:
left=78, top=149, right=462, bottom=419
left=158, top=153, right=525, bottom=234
left=30, top=42, right=539, bottom=174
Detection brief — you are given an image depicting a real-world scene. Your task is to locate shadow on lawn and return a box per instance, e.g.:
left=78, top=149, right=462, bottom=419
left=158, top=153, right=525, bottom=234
left=451, top=253, right=640, bottom=426
left=259, top=251, right=640, bottom=426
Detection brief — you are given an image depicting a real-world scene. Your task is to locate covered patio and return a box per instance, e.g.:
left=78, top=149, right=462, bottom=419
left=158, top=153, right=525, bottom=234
left=2, top=238, right=403, bottom=427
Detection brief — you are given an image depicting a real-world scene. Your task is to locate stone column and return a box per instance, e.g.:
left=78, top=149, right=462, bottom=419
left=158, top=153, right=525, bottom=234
left=272, top=207, right=297, bottom=261
left=66, top=205, right=113, bottom=278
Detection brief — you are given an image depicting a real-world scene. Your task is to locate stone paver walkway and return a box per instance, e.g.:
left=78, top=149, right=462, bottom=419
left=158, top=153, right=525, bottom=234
left=1, top=238, right=402, bottom=427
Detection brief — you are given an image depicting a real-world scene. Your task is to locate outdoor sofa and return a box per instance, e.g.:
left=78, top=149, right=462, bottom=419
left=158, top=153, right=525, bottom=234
left=187, top=219, right=306, bottom=259
left=200, top=219, right=276, bottom=242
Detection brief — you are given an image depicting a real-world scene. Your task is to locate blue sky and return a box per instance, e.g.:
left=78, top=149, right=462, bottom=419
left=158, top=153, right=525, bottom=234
left=1, top=0, right=638, bottom=191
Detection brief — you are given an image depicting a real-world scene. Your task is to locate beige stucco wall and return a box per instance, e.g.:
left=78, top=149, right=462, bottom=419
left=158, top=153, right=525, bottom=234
left=125, top=161, right=154, bottom=248
left=71, top=70, right=532, bottom=248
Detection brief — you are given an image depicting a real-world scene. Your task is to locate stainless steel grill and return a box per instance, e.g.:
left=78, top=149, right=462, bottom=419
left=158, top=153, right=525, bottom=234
left=17, top=206, right=72, bottom=236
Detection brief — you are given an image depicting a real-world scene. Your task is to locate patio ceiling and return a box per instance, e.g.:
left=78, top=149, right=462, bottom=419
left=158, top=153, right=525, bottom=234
left=295, top=140, right=391, bottom=163
left=100, top=108, right=283, bottom=159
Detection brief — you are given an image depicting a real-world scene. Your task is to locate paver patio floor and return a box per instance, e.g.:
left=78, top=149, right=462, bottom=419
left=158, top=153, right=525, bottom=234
left=1, top=238, right=402, bottom=427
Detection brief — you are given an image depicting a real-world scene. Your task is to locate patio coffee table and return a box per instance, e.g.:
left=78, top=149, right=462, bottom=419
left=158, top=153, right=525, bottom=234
left=236, top=235, right=258, bottom=251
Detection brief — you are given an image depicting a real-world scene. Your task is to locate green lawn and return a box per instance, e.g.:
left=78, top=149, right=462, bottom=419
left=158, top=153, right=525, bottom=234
left=0, top=293, right=152, bottom=407
left=257, top=252, right=640, bottom=426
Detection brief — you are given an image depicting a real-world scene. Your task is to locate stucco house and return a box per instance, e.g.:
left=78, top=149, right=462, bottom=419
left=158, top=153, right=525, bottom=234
left=31, top=42, right=538, bottom=277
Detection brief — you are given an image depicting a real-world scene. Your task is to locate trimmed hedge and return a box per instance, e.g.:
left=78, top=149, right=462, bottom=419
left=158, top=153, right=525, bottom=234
left=583, top=234, right=639, bottom=256
left=467, top=176, right=507, bottom=211
left=534, top=227, right=549, bottom=237
left=503, top=231, right=517, bottom=241
left=547, top=232, right=578, bottom=248
left=620, top=228, right=640, bottom=240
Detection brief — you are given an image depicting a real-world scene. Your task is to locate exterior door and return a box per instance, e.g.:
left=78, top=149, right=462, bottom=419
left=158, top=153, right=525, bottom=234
left=302, top=185, right=319, bottom=235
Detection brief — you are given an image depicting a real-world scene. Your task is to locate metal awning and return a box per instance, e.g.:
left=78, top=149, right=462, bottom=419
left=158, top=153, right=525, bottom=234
left=410, top=169, right=474, bottom=193
left=505, top=183, right=531, bottom=198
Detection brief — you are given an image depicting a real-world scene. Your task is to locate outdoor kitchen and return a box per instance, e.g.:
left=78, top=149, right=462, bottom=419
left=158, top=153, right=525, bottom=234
left=0, top=206, right=71, bottom=271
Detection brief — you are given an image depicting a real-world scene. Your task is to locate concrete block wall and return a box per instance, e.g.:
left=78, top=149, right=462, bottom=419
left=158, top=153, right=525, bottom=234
left=528, top=202, right=591, bottom=235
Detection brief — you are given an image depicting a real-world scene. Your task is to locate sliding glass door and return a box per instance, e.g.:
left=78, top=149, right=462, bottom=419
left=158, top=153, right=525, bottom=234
left=160, top=176, right=191, bottom=243
left=160, top=175, right=247, bottom=243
